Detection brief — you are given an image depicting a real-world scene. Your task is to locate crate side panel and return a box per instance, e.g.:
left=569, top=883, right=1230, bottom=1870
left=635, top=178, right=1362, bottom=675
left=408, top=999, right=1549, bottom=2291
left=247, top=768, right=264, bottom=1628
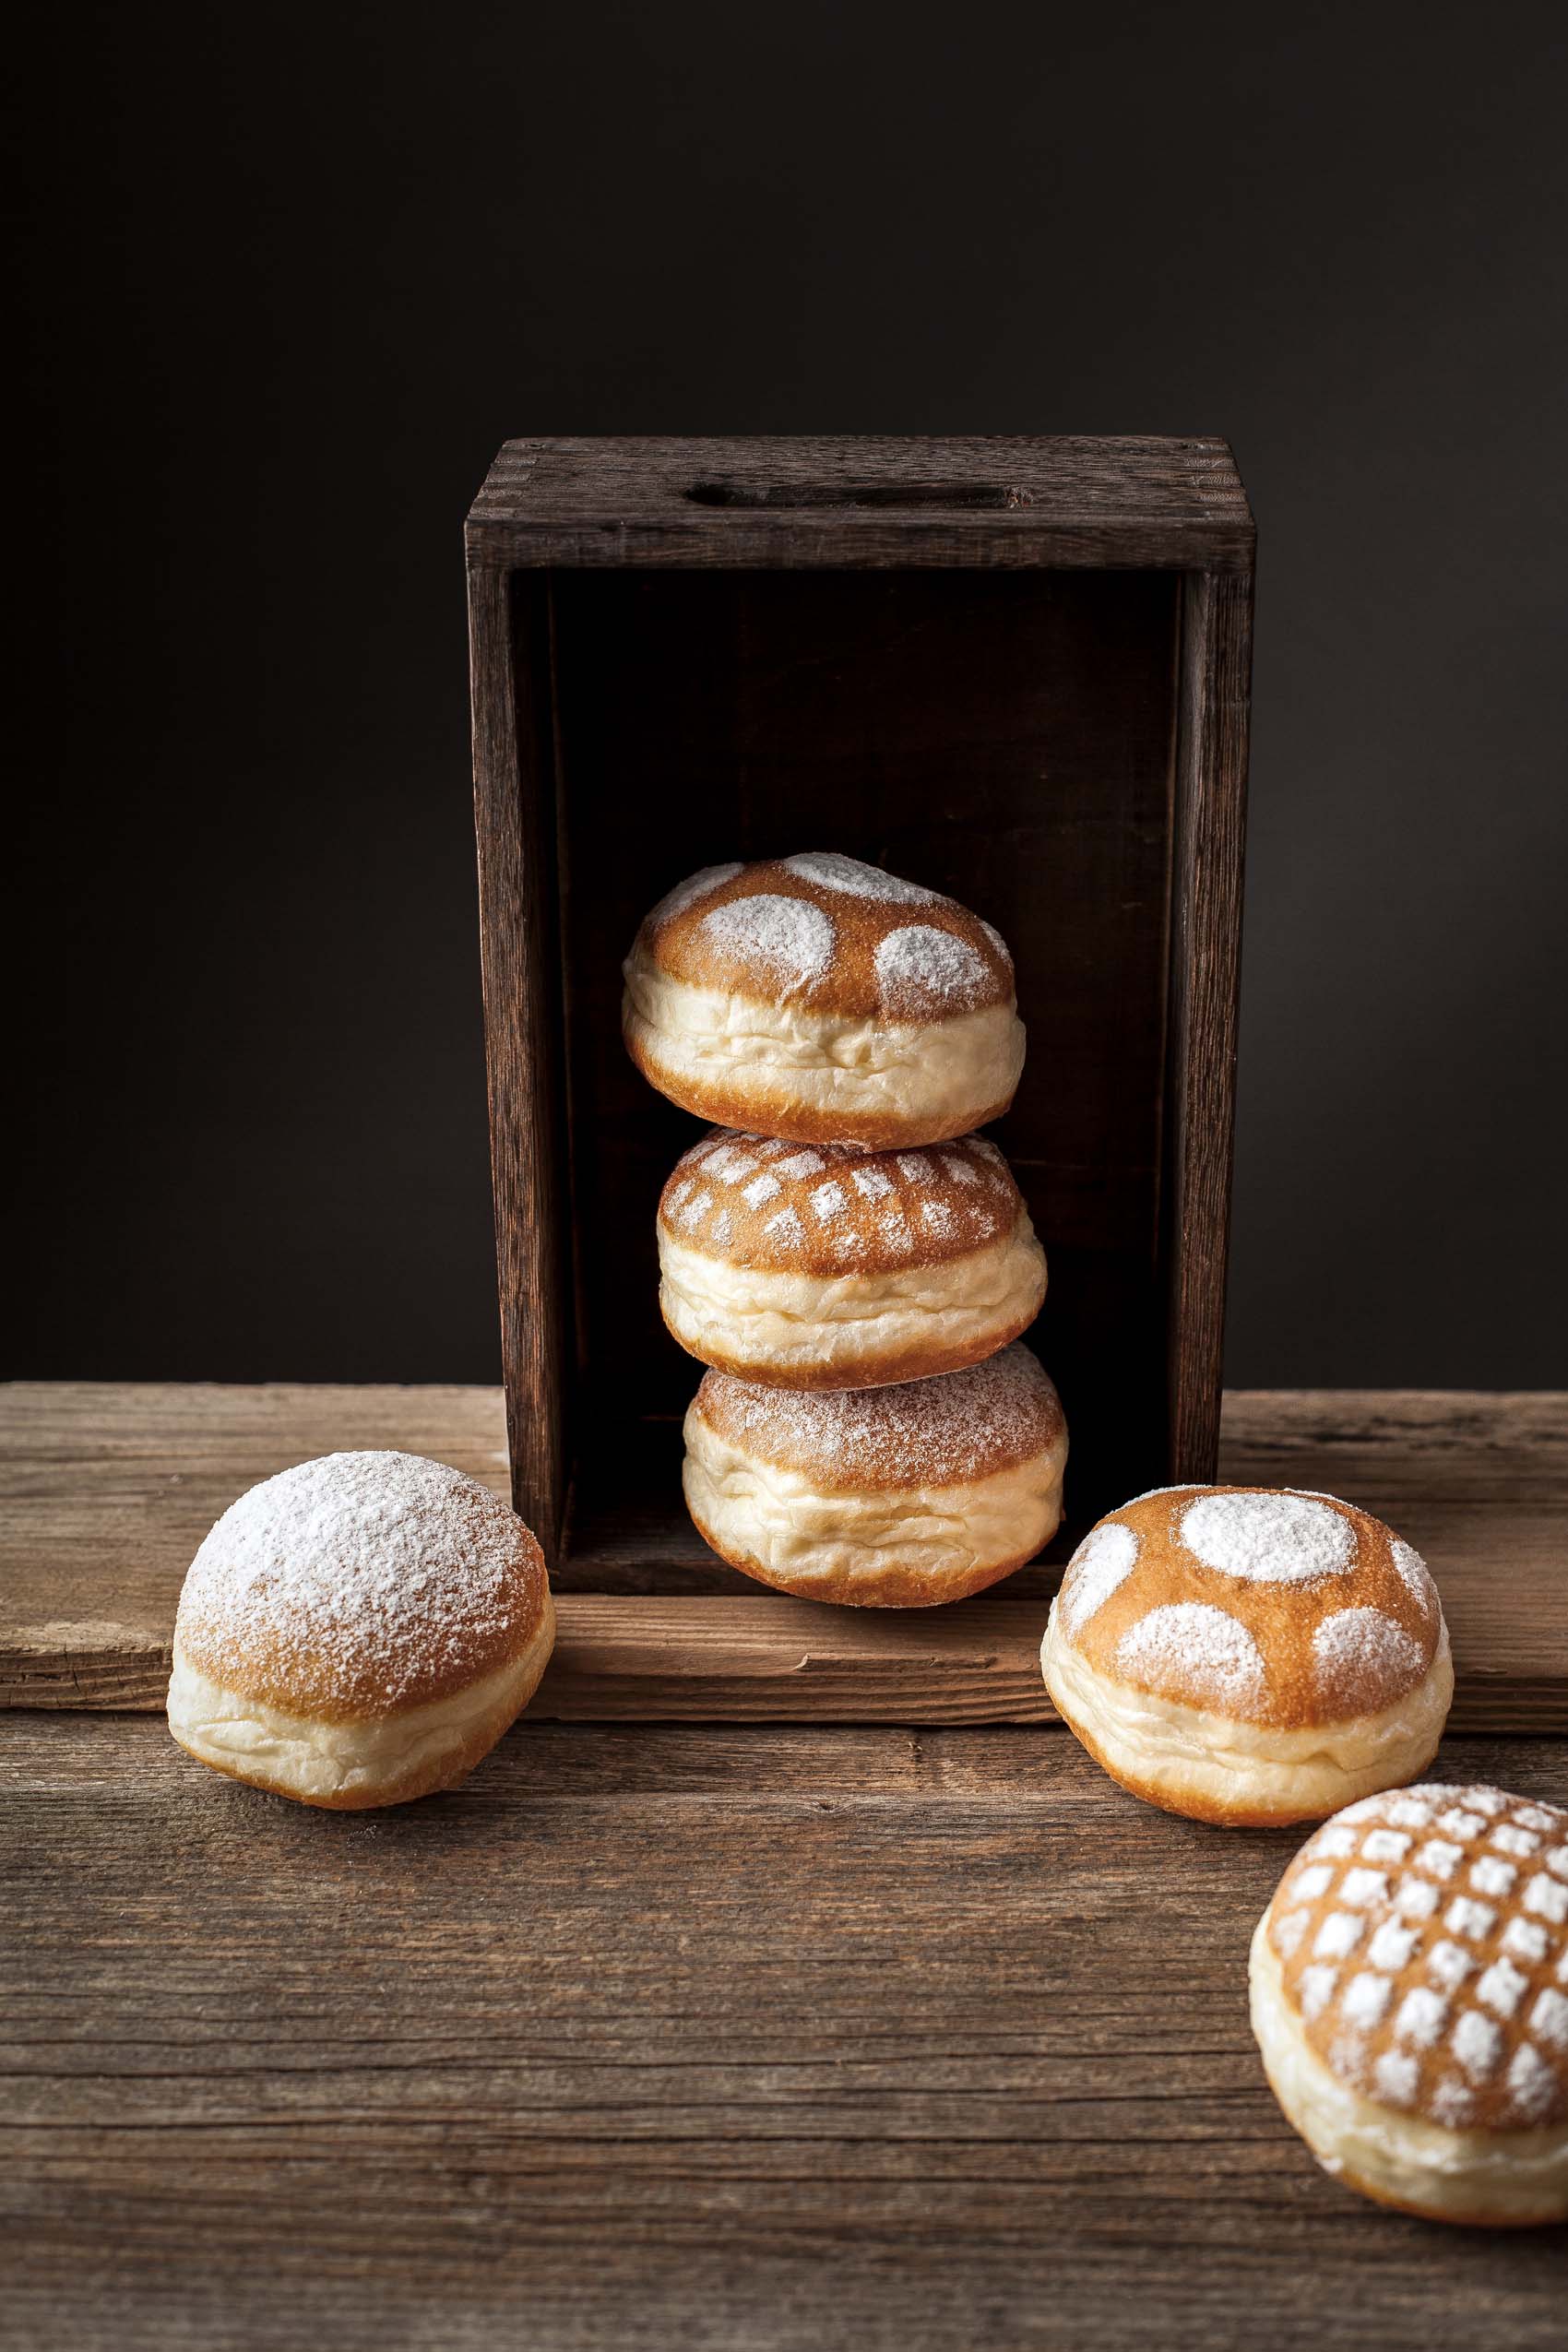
left=1164, top=569, right=1253, bottom=1478
left=469, top=568, right=571, bottom=1550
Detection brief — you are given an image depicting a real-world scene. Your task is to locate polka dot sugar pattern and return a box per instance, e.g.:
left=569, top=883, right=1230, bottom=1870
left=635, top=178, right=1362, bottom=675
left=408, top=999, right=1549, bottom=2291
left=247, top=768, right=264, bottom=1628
left=633, top=853, right=1014, bottom=1020
left=1051, top=1485, right=1443, bottom=1728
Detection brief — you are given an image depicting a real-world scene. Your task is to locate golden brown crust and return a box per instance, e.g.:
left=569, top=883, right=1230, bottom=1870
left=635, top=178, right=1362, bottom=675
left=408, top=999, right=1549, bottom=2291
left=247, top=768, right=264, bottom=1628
left=689, top=1346, right=1064, bottom=1495
left=1264, top=1785, right=1568, bottom=2133
left=173, top=1450, right=552, bottom=1720
left=659, top=1128, right=1026, bottom=1275
left=686, top=1504, right=1042, bottom=1609
left=1052, top=1486, right=1444, bottom=1730
left=630, top=853, right=1013, bottom=1022
left=623, top=1017, right=1016, bottom=1145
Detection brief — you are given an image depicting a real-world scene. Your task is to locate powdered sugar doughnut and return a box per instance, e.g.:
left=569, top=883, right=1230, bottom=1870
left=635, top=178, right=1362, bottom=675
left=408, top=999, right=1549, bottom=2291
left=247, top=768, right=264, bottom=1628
left=683, top=1345, right=1067, bottom=1607
left=167, top=1452, right=555, bottom=1808
left=622, top=852, right=1025, bottom=1146
left=1039, top=1485, right=1452, bottom=1826
left=1251, top=1785, right=1568, bottom=2223
left=657, top=1126, right=1047, bottom=1387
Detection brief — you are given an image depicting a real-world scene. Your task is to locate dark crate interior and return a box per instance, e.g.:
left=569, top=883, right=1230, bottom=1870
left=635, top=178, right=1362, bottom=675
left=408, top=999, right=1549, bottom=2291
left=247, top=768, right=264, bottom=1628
left=524, top=564, right=1183, bottom=1594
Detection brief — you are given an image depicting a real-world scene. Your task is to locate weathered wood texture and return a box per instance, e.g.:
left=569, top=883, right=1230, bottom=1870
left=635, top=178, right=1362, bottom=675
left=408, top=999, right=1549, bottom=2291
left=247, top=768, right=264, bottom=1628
left=1165, top=569, right=1253, bottom=1474
left=467, top=564, right=570, bottom=1551
left=466, top=434, right=1255, bottom=569
left=3, top=1384, right=1563, bottom=1728
left=3, top=1716, right=1563, bottom=2350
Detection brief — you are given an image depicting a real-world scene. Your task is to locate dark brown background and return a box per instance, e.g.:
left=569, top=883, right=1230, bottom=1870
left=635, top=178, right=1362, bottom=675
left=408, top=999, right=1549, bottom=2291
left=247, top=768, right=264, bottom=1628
left=16, top=3, right=1568, bottom=1386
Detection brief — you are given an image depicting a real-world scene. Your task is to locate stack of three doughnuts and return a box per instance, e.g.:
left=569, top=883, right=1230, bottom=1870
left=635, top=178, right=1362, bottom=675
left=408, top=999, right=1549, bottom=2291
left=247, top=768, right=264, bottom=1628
left=622, top=852, right=1068, bottom=1607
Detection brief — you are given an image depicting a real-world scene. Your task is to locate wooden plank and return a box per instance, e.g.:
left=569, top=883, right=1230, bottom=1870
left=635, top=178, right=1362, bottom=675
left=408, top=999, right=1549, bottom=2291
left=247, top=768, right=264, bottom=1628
left=1164, top=568, right=1253, bottom=1479
left=466, top=434, right=1256, bottom=571
left=3, top=1385, right=1564, bottom=1727
left=1220, top=1387, right=1568, bottom=1499
left=3, top=1716, right=1564, bottom=2349
left=9, top=1572, right=1562, bottom=1730
left=467, top=565, right=570, bottom=1550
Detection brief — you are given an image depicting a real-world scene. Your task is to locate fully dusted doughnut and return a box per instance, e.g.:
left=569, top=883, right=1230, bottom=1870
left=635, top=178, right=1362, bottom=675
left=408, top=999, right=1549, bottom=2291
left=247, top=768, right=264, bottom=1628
left=1250, top=1784, right=1568, bottom=2224
left=1040, top=1486, right=1453, bottom=1825
left=682, top=1344, right=1066, bottom=1607
left=167, top=1450, right=555, bottom=1808
left=622, top=851, right=1025, bottom=1147
left=657, top=1126, right=1046, bottom=1389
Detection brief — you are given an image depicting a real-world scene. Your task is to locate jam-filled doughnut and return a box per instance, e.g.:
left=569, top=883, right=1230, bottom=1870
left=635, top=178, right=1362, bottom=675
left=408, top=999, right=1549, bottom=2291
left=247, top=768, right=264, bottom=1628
left=622, top=851, right=1025, bottom=1147
left=167, top=1450, right=555, bottom=1808
left=1251, top=1784, right=1568, bottom=2223
left=682, top=1344, right=1067, bottom=1606
left=657, top=1126, right=1046, bottom=1388
left=1040, top=1486, right=1453, bottom=1824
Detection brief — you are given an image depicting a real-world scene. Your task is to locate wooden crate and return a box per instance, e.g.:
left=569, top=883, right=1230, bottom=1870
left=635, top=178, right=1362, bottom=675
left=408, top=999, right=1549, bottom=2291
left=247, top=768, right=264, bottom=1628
left=466, top=436, right=1254, bottom=1598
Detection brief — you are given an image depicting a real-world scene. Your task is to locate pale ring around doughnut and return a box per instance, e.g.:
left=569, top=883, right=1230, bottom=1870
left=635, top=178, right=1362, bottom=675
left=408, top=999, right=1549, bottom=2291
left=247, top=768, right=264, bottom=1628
left=658, top=1126, right=1046, bottom=1388
left=623, top=851, right=1025, bottom=1147
left=1040, top=1485, right=1453, bottom=1825
left=683, top=1343, right=1066, bottom=1607
left=167, top=1450, right=555, bottom=1809
left=1250, top=1784, right=1568, bottom=2224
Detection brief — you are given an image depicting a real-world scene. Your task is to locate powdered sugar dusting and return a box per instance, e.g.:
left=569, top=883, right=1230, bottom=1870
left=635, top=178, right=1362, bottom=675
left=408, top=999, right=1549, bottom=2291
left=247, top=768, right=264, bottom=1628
left=1059, top=1521, right=1140, bottom=1636
left=1532, top=1989, right=1568, bottom=2048
left=174, top=1451, right=540, bottom=1714
left=694, top=1345, right=1061, bottom=1491
left=874, top=924, right=993, bottom=1017
left=1114, top=1602, right=1266, bottom=1711
left=649, top=862, right=744, bottom=926
left=1390, top=1538, right=1438, bottom=1618
left=1180, top=1490, right=1356, bottom=1583
left=700, top=894, right=835, bottom=991
left=1506, top=2042, right=1558, bottom=2120
left=1313, top=1607, right=1427, bottom=1714
left=780, top=851, right=938, bottom=905
left=979, top=918, right=1012, bottom=968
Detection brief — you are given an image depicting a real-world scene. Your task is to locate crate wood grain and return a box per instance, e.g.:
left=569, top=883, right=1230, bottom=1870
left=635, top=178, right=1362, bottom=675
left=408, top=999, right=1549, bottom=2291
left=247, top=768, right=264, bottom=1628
left=4, top=1716, right=1565, bottom=2350
left=467, top=435, right=1254, bottom=1555
left=3, top=1384, right=1563, bottom=1728
left=465, top=433, right=1256, bottom=569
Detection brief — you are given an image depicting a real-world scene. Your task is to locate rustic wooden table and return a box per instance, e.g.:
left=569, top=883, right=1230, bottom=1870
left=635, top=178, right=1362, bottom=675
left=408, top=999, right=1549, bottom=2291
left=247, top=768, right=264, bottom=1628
left=4, top=1385, right=1565, bottom=2349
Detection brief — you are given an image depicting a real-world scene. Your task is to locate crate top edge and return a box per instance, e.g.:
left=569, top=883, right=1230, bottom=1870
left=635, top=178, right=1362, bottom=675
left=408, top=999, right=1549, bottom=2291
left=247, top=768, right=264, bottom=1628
left=464, top=434, right=1255, bottom=571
